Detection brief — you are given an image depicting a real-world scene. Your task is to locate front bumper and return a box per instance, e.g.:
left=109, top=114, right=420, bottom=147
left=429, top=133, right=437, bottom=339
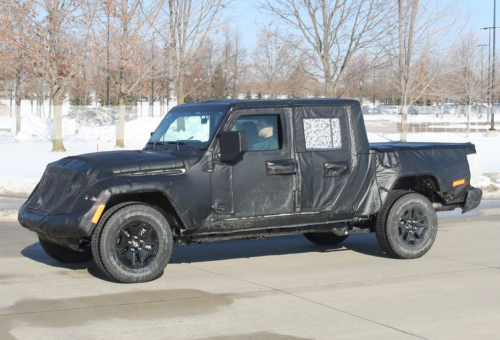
left=18, top=204, right=100, bottom=239
left=462, top=187, right=482, bottom=214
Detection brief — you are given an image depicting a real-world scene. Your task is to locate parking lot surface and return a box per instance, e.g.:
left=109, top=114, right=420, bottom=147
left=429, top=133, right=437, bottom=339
left=0, top=200, right=499, bottom=339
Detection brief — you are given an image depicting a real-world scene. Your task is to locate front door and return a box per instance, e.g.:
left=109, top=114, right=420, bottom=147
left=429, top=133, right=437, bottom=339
left=211, top=107, right=296, bottom=218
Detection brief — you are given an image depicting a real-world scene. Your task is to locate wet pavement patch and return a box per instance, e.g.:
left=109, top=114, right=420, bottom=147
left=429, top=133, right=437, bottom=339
left=0, top=274, right=14, bottom=281
left=0, top=289, right=233, bottom=334
left=200, top=332, right=314, bottom=340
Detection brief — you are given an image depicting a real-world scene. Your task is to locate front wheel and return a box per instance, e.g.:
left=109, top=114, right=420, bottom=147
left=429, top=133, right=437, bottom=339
left=91, top=203, right=173, bottom=283
left=376, top=192, right=438, bottom=259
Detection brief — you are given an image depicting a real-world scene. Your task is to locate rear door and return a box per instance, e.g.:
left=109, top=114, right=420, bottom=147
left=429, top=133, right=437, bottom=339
left=293, top=105, right=355, bottom=218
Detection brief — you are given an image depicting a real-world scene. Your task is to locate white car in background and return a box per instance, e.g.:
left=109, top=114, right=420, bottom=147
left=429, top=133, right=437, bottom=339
left=444, top=104, right=455, bottom=115
left=379, top=105, right=399, bottom=115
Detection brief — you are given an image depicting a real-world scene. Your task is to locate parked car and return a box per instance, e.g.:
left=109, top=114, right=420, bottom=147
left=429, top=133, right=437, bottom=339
left=444, top=104, right=455, bottom=115
left=19, top=99, right=483, bottom=283
left=398, top=105, right=419, bottom=115
left=379, top=105, right=399, bottom=115
left=361, top=105, right=376, bottom=115
left=471, top=104, right=489, bottom=114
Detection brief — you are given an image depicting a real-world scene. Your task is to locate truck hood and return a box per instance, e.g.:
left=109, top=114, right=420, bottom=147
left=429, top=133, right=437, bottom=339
left=74, top=150, right=185, bottom=175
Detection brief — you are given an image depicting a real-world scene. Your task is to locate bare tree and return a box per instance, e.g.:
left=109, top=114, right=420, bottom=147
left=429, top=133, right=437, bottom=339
left=224, top=26, right=247, bottom=99
left=393, top=0, right=464, bottom=141
left=161, top=0, right=233, bottom=104
left=260, top=0, right=390, bottom=97
left=32, top=0, right=97, bottom=151
left=103, top=0, right=164, bottom=147
left=450, top=34, right=483, bottom=138
left=253, top=27, right=300, bottom=98
left=0, top=0, right=39, bottom=135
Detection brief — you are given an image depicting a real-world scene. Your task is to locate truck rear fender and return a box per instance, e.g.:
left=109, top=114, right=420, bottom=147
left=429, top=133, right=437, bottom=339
left=390, top=174, right=443, bottom=203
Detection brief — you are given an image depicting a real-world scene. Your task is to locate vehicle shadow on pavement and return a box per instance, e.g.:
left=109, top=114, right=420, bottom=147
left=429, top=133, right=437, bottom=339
left=21, top=242, right=116, bottom=282
left=19, top=233, right=390, bottom=281
left=170, top=233, right=389, bottom=264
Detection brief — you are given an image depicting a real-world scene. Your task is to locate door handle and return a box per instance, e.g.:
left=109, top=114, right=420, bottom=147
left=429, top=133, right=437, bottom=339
left=324, top=162, right=349, bottom=177
left=266, top=160, right=297, bottom=175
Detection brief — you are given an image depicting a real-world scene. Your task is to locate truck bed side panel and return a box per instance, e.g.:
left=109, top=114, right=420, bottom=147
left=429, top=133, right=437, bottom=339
left=371, top=142, right=475, bottom=205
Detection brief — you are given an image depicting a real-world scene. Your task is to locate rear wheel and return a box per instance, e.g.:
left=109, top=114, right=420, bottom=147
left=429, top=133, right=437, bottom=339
left=376, top=192, right=438, bottom=259
left=91, top=203, right=173, bottom=283
left=304, top=232, right=349, bottom=246
left=38, top=237, right=93, bottom=263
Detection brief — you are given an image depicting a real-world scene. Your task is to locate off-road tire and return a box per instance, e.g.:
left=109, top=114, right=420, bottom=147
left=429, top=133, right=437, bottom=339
left=376, top=191, right=438, bottom=259
left=39, top=237, right=93, bottom=263
left=304, top=232, right=349, bottom=246
left=91, top=203, right=173, bottom=283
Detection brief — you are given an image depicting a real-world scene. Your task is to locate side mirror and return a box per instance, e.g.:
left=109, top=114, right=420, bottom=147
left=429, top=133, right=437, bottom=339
left=150, top=132, right=154, bottom=137
left=219, top=131, right=248, bottom=163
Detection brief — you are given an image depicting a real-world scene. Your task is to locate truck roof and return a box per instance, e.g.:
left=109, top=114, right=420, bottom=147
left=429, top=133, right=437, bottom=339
left=176, top=98, right=360, bottom=110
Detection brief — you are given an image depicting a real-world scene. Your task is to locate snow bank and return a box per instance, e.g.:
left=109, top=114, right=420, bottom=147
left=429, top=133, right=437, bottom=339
left=480, top=172, right=500, bottom=200
left=0, top=210, right=19, bottom=222
left=0, top=177, right=38, bottom=197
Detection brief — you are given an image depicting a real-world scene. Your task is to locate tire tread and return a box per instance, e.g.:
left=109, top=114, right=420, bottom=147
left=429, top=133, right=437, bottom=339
left=375, top=190, right=412, bottom=257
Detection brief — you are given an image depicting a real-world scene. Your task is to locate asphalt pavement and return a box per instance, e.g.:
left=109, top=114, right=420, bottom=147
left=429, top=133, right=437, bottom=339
left=0, top=199, right=499, bottom=339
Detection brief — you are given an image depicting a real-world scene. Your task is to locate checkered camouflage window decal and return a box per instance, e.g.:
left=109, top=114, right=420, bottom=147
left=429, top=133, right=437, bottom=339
left=303, top=118, right=342, bottom=150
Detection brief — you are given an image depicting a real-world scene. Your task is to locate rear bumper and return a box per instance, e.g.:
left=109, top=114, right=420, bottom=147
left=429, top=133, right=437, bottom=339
left=462, top=187, right=482, bottom=214
left=18, top=204, right=99, bottom=239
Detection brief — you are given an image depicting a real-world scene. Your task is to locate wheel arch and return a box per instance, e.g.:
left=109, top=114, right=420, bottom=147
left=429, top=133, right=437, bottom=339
left=389, top=174, right=443, bottom=204
left=103, top=191, right=187, bottom=233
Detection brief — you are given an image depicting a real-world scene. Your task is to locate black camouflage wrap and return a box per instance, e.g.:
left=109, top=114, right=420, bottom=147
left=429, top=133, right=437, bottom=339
left=18, top=99, right=482, bottom=243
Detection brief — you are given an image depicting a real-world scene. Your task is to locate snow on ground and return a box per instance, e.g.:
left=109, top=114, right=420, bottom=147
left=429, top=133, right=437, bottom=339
left=0, top=106, right=499, bottom=201
left=0, top=210, right=18, bottom=223
left=0, top=103, right=165, bottom=198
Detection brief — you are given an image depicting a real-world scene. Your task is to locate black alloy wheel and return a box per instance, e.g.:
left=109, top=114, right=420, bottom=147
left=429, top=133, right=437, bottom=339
left=397, top=207, right=428, bottom=247
left=375, top=191, right=438, bottom=259
left=115, top=221, right=160, bottom=269
left=92, top=202, right=173, bottom=283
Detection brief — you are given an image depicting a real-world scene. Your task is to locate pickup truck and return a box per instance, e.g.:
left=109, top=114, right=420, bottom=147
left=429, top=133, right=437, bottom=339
left=18, top=99, right=483, bottom=283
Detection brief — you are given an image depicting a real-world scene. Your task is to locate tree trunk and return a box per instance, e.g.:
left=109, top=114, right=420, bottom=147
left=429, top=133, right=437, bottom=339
left=9, top=87, right=13, bottom=118
left=400, top=103, right=409, bottom=141
left=324, top=72, right=334, bottom=98
left=48, top=90, right=53, bottom=120
left=466, top=101, right=471, bottom=138
left=14, top=70, right=21, bottom=135
left=160, top=94, right=164, bottom=116
left=148, top=94, right=154, bottom=117
left=51, top=87, right=66, bottom=152
left=116, top=95, right=126, bottom=147
left=176, top=77, right=185, bottom=105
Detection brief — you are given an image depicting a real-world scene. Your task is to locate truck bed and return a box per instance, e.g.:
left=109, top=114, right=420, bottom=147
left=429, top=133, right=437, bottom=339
left=368, top=141, right=479, bottom=211
left=369, top=141, right=476, bottom=152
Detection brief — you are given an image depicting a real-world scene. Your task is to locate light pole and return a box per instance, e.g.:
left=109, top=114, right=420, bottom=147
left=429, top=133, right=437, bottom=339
left=106, top=4, right=110, bottom=108
left=150, top=32, right=155, bottom=117
left=480, top=25, right=500, bottom=132
left=477, top=44, right=488, bottom=109
left=373, top=67, right=376, bottom=110
left=493, top=0, right=497, bottom=132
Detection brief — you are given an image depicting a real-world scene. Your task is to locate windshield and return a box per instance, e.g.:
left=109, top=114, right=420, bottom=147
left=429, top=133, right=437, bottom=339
left=149, top=105, right=226, bottom=148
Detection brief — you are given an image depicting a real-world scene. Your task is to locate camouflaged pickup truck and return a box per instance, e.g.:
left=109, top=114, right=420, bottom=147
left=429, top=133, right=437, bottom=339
left=19, top=99, right=482, bottom=283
